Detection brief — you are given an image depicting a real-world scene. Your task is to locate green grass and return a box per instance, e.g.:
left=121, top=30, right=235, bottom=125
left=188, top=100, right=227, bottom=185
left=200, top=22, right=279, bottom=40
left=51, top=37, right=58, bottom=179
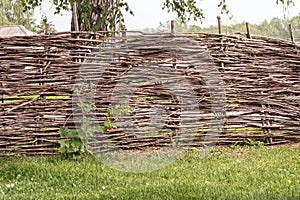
left=0, top=146, right=299, bottom=200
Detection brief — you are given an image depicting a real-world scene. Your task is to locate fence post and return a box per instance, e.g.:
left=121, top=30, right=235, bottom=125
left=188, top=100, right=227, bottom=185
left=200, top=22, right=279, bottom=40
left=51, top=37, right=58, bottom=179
left=288, top=24, right=295, bottom=43
left=217, top=16, right=224, bottom=67
left=44, top=23, right=49, bottom=35
left=122, top=25, right=127, bottom=44
left=246, top=22, right=251, bottom=39
left=72, top=2, right=79, bottom=32
left=171, top=20, right=175, bottom=34
left=0, top=83, right=3, bottom=111
left=217, top=16, right=222, bottom=34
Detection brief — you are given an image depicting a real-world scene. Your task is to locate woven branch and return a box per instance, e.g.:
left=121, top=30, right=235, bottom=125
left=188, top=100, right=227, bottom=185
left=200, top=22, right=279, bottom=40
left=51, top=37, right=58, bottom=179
left=0, top=31, right=299, bottom=155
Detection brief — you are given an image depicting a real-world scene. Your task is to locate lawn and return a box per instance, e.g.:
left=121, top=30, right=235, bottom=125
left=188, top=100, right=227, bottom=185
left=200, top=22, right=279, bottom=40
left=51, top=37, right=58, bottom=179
left=0, top=145, right=299, bottom=200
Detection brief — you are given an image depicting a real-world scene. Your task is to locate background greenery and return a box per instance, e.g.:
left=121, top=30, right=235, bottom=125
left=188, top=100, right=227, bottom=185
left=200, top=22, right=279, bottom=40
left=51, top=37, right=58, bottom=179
left=152, top=15, right=300, bottom=42
left=0, top=0, right=35, bottom=31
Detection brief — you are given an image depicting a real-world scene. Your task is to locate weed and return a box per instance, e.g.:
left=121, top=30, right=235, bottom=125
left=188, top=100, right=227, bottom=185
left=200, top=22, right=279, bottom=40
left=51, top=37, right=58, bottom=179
left=58, top=105, right=132, bottom=157
left=58, top=128, right=85, bottom=158
left=245, top=138, right=264, bottom=148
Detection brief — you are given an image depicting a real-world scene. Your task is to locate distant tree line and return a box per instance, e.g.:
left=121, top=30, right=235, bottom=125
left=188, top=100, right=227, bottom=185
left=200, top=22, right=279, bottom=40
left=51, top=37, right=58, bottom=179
left=154, top=15, right=300, bottom=41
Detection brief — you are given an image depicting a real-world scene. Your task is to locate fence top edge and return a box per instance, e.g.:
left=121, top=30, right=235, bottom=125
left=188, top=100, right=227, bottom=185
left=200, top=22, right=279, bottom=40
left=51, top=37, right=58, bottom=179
left=0, top=31, right=298, bottom=46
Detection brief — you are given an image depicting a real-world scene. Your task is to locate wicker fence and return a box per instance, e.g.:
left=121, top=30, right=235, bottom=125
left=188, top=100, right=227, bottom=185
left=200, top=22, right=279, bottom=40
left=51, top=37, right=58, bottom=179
left=0, top=31, right=299, bottom=155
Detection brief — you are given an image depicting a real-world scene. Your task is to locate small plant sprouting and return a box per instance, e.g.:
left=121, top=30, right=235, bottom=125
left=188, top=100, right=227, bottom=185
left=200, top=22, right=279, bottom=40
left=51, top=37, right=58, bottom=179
left=101, top=106, right=132, bottom=133
left=245, top=138, right=264, bottom=148
left=101, top=110, right=117, bottom=133
left=58, top=104, right=133, bottom=158
left=58, top=128, right=85, bottom=159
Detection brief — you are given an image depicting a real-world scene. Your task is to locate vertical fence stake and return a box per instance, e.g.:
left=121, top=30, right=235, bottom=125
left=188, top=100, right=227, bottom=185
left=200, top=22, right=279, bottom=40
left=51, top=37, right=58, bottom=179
left=217, top=16, right=224, bottom=67
left=260, top=91, right=273, bottom=144
left=261, top=104, right=273, bottom=144
left=0, top=83, right=3, bottom=112
left=246, top=22, right=251, bottom=39
left=72, top=2, right=80, bottom=32
left=217, top=16, right=222, bottom=34
left=44, top=24, right=49, bottom=35
left=288, top=24, right=295, bottom=43
left=122, top=25, right=127, bottom=44
left=171, top=20, right=175, bottom=34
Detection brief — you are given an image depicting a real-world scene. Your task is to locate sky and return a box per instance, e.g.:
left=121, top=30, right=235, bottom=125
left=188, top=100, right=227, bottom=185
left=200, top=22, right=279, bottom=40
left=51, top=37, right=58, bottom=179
left=33, top=0, right=300, bottom=32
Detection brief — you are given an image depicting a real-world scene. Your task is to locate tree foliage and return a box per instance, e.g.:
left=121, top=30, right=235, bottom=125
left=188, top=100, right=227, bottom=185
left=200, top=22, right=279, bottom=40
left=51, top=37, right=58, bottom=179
left=22, top=0, right=133, bottom=32
left=162, top=0, right=204, bottom=23
left=21, top=0, right=296, bottom=31
left=36, top=16, right=57, bottom=34
left=70, top=0, right=133, bottom=32
left=0, top=0, right=36, bottom=31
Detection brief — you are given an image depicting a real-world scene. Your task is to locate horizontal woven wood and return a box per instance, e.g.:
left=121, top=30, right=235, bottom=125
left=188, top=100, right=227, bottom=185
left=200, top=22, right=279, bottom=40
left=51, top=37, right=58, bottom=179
left=0, top=31, right=299, bottom=155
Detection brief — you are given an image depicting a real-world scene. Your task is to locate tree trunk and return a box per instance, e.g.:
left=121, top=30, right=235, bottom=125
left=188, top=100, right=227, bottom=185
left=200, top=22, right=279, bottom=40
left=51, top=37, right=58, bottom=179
left=71, top=0, right=117, bottom=32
